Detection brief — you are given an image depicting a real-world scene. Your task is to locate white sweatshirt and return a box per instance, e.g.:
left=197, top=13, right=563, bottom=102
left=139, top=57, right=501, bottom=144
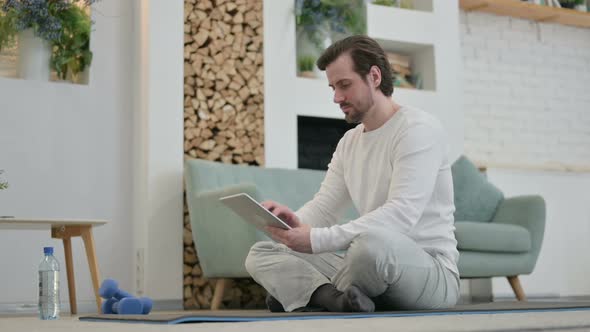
left=296, top=106, right=459, bottom=276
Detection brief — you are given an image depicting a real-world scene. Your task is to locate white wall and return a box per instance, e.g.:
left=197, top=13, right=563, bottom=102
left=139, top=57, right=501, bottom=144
left=461, top=11, right=590, bottom=171
left=488, top=169, right=590, bottom=298
left=0, top=0, right=135, bottom=311
left=133, top=0, right=184, bottom=302
left=0, top=0, right=185, bottom=311
left=460, top=11, right=590, bottom=297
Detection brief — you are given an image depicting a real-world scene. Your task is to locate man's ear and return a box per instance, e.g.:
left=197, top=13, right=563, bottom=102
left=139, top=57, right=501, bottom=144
left=370, top=65, right=382, bottom=88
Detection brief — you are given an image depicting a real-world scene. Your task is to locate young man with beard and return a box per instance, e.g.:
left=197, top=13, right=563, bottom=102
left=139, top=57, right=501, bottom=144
left=245, top=35, right=459, bottom=312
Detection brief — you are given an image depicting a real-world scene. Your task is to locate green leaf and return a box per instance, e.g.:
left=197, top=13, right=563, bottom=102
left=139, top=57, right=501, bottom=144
left=49, top=4, right=94, bottom=82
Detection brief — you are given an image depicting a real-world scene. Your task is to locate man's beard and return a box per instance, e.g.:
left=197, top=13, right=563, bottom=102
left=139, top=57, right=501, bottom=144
left=342, top=94, right=374, bottom=124
left=344, top=107, right=363, bottom=124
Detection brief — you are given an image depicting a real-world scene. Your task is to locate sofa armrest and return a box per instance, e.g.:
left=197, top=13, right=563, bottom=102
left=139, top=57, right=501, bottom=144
left=186, top=183, right=262, bottom=278
left=491, top=195, right=546, bottom=258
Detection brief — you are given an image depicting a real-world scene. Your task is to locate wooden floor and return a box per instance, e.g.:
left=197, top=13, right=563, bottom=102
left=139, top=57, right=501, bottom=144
left=2, top=308, right=590, bottom=332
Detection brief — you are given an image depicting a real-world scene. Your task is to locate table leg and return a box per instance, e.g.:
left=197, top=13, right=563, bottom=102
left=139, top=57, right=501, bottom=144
left=62, top=237, right=77, bottom=315
left=81, top=226, right=101, bottom=313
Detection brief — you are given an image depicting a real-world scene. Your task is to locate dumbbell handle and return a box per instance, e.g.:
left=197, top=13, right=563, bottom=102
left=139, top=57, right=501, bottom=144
left=113, top=289, right=133, bottom=299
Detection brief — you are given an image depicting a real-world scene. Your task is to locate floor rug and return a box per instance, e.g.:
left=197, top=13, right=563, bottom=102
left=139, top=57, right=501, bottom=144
left=79, top=301, right=590, bottom=324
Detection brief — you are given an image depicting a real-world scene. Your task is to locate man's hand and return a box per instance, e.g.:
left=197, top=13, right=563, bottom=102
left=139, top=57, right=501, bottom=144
left=262, top=200, right=313, bottom=254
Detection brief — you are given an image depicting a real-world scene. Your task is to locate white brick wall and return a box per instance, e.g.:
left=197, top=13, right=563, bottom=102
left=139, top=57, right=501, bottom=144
left=460, top=11, right=590, bottom=171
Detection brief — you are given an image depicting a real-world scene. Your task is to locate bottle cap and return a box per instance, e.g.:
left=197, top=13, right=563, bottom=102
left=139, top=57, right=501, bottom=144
left=43, top=247, right=53, bottom=255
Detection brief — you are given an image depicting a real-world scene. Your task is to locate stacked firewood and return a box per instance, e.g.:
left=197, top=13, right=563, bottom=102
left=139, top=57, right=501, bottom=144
left=183, top=0, right=266, bottom=310
left=184, top=0, right=265, bottom=166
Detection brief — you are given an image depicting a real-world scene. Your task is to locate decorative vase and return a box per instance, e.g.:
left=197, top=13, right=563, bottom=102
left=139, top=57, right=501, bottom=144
left=17, top=29, right=51, bottom=81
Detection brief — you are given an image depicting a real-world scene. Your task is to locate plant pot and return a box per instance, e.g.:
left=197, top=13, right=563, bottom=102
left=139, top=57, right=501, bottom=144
left=296, top=28, right=323, bottom=59
left=298, top=70, right=316, bottom=79
left=67, top=67, right=90, bottom=85
left=17, top=29, right=51, bottom=81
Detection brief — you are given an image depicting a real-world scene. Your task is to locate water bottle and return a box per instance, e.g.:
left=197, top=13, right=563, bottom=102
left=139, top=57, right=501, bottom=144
left=38, top=246, right=60, bottom=320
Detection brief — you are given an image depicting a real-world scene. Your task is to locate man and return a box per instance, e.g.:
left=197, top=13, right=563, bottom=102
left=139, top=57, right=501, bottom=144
left=245, top=35, right=459, bottom=312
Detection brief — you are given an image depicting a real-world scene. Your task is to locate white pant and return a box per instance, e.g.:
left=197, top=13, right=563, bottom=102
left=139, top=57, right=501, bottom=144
left=245, top=228, right=459, bottom=312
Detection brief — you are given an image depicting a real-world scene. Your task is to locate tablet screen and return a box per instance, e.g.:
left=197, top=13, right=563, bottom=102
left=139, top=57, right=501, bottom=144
left=220, top=193, right=292, bottom=232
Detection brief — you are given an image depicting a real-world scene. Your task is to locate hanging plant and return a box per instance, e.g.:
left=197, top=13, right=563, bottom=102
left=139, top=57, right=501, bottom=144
left=0, top=0, right=99, bottom=82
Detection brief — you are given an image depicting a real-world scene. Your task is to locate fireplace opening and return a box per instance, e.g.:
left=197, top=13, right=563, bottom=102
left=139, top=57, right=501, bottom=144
left=297, top=116, right=356, bottom=170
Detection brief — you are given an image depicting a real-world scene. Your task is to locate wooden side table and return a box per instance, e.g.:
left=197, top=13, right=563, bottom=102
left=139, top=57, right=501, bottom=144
left=0, top=218, right=107, bottom=314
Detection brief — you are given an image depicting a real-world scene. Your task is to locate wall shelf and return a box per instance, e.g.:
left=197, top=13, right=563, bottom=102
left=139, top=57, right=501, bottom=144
left=367, top=3, right=436, bottom=45
left=460, top=0, right=590, bottom=28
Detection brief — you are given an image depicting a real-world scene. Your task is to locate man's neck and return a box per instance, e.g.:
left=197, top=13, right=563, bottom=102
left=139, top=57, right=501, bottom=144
left=362, top=97, right=400, bottom=132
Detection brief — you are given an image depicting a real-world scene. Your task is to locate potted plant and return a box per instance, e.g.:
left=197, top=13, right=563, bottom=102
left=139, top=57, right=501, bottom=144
left=0, top=0, right=97, bottom=83
left=295, top=0, right=366, bottom=53
left=372, top=0, right=397, bottom=7
left=0, top=6, right=17, bottom=52
left=373, top=0, right=414, bottom=9
left=50, top=3, right=94, bottom=83
left=0, top=170, right=8, bottom=190
left=297, top=55, right=316, bottom=78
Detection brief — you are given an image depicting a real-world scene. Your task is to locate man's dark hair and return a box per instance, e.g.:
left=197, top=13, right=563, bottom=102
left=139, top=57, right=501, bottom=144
left=317, top=35, right=394, bottom=97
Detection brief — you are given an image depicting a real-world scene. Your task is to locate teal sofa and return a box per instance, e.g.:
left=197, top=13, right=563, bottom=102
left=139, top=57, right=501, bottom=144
left=185, top=157, right=545, bottom=309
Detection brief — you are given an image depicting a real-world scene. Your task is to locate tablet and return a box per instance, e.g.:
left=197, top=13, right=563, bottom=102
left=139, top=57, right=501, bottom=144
left=219, top=193, right=292, bottom=232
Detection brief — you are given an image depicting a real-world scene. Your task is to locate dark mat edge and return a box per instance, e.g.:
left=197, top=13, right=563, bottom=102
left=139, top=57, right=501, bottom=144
left=78, top=302, right=590, bottom=324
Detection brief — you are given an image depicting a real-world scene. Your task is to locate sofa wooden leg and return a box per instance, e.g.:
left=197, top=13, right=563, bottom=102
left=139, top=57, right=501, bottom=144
left=507, top=275, right=526, bottom=301
left=211, top=278, right=228, bottom=310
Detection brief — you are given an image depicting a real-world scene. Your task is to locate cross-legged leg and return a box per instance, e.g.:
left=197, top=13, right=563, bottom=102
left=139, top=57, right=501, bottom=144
left=331, top=228, right=460, bottom=310
left=245, top=241, right=343, bottom=312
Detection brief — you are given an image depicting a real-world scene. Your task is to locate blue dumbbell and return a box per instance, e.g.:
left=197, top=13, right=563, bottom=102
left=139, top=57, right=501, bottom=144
left=99, top=279, right=133, bottom=300
left=102, top=296, right=153, bottom=315
left=102, top=297, right=143, bottom=315
left=138, top=297, right=153, bottom=314
left=100, top=279, right=153, bottom=314
left=101, top=298, right=118, bottom=314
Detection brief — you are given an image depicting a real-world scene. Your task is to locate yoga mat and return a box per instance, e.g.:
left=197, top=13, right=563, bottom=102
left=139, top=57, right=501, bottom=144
left=79, top=301, right=590, bottom=324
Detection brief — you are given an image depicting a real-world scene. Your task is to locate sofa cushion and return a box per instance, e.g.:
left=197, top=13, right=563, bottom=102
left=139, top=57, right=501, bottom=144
left=185, top=158, right=359, bottom=222
left=451, top=156, right=504, bottom=222
left=455, top=221, right=531, bottom=253
left=186, top=183, right=262, bottom=278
